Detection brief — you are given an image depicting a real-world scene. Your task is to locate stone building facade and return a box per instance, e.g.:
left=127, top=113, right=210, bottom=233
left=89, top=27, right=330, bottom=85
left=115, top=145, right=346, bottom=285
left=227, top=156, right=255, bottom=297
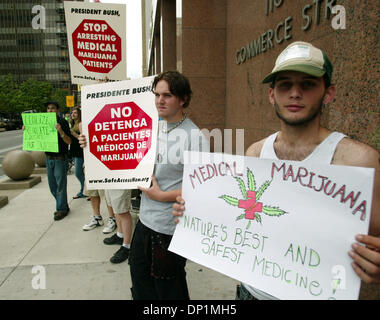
left=144, top=0, right=379, bottom=153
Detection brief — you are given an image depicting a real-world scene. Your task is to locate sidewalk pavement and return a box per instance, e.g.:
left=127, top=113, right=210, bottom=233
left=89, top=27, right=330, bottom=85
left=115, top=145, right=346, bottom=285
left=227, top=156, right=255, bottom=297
left=0, top=169, right=238, bottom=300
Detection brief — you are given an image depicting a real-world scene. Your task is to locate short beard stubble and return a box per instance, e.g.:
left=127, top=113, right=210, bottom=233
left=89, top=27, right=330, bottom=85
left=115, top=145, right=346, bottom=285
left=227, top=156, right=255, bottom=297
left=274, top=96, right=324, bottom=127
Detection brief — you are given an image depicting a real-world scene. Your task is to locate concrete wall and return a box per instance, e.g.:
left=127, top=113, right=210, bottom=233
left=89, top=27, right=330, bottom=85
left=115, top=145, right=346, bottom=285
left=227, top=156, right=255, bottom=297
left=226, top=0, right=379, bottom=151
left=181, top=0, right=227, bottom=132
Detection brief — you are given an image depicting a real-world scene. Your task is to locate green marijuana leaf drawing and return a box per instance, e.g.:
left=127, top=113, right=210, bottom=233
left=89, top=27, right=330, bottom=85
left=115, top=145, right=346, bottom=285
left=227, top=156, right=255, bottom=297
left=219, top=168, right=287, bottom=229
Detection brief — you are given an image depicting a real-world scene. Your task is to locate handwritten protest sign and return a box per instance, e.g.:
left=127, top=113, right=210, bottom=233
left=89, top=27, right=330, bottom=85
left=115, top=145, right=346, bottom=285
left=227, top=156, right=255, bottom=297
left=81, top=76, right=158, bottom=189
left=64, top=1, right=127, bottom=85
left=22, top=113, right=58, bottom=153
left=169, top=151, right=374, bottom=300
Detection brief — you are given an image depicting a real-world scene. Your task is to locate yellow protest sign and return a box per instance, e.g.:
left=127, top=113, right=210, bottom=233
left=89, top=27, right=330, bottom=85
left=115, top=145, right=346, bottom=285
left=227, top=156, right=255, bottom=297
left=66, top=95, right=74, bottom=107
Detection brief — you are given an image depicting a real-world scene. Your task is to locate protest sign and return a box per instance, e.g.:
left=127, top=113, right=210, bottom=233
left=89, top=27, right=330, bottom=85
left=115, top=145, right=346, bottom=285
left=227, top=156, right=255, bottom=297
left=22, top=113, right=58, bottom=153
left=81, top=76, right=158, bottom=189
left=169, top=151, right=374, bottom=300
left=64, top=1, right=127, bottom=85
left=66, top=95, right=74, bottom=107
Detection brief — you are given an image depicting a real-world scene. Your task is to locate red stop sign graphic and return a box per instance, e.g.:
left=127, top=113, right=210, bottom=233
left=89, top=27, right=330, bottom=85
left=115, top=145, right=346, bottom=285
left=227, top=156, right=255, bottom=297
left=88, top=102, right=152, bottom=170
left=72, top=19, right=122, bottom=73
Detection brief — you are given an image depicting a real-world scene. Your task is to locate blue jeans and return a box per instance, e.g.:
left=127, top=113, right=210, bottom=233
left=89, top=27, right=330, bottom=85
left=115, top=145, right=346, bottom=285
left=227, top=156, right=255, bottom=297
left=46, top=156, right=69, bottom=213
left=73, top=157, right=85, bottom=195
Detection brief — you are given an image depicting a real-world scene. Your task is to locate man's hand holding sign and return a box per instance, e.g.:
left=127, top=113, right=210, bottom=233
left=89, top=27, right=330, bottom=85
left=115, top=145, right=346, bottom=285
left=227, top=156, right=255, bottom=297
left=349, top=235, right=380, bottom=284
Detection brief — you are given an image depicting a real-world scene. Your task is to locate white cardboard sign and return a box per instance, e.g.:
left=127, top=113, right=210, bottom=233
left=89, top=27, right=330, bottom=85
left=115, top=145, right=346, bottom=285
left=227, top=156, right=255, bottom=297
left=64, top=1, right=127, bottom=84
left=81, top=76, right=158, bottom=190
left=169, top=151, right=374, bottom=300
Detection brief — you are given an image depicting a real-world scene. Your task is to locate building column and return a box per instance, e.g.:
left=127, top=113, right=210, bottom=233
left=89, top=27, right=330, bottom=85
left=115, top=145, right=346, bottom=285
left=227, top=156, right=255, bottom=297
left=160, top=0, right=177, bottom=71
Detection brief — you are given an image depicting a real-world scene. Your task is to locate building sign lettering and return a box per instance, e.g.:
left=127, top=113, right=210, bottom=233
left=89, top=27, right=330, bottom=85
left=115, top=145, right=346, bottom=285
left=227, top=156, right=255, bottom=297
left=235, top=0, right=343, bottom=65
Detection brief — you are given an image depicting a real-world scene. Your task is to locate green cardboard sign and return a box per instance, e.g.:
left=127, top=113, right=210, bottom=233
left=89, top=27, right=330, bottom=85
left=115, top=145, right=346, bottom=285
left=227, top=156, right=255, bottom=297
left=22, top=113, right=59, bottom=153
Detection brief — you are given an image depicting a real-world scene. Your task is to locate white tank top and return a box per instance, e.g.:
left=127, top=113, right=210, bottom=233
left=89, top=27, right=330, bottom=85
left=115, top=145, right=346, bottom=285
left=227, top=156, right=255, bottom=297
left=244, top=131, right=347, bottom=300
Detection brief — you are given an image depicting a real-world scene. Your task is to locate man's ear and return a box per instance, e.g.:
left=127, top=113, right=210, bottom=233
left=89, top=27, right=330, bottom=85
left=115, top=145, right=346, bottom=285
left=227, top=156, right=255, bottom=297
left=180, top=95, right=188, bottom=108
left=323, top=85, right=336, bottom=104
left=269, top=88, right=275, bottom=105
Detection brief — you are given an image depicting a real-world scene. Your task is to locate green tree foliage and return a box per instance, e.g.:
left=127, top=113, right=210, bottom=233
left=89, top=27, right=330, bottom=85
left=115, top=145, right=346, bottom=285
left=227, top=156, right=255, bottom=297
left=15, top=78, right=53, bottom=112
left=0, top=74, right=19, bottom=113
left=0, top=75, right=72, bottom=114
left=50, top=88, right=70, bottom=114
